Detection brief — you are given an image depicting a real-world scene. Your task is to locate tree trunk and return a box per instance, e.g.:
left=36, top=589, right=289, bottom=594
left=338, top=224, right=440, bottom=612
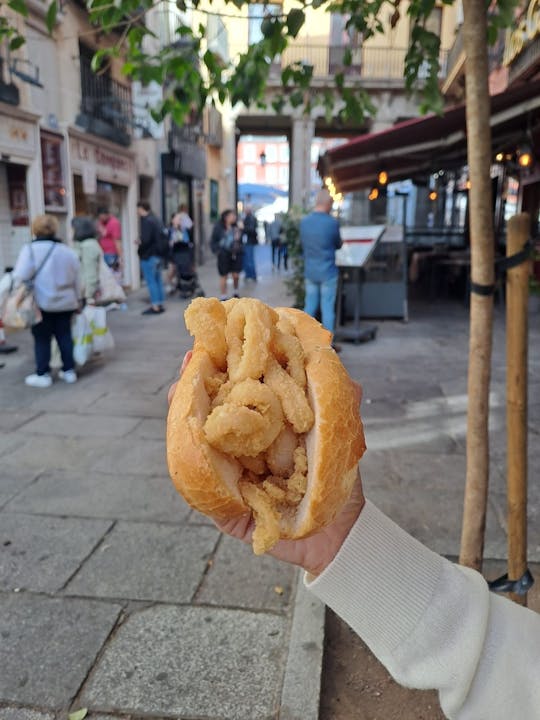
left=459, top=0, right=495, bottom=571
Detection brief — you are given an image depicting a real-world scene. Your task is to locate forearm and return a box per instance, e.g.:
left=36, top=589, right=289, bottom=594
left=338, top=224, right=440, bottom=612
left=306, top=501, right=540, bottom=719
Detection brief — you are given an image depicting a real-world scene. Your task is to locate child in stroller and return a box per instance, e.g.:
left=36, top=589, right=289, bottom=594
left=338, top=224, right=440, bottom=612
left=172, top=242, right=204, bottom=299
left=168, top=210, right=205, bottom=300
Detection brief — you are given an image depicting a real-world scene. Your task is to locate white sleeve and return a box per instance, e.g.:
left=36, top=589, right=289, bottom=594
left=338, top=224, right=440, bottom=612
left=305, top=501, right=540, bottom=720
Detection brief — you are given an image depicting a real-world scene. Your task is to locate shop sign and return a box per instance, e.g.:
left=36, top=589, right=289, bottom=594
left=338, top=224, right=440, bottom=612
left=70, top=136, right=134, bottom=186
left=0, top=116, right=36, bottom=158
left=503, top=0, right=540, bottom=66
left=82, top=164, right=97, bottom=195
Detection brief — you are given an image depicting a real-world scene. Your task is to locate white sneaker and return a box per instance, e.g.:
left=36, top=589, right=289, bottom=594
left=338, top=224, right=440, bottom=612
left=25, top=373, right=52, bottom=388
left=58, top=369, right=77, bottom=384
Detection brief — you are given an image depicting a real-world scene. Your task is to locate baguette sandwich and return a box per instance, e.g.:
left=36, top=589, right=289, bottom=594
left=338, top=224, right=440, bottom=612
left=167, top=296, right=366, bottom=554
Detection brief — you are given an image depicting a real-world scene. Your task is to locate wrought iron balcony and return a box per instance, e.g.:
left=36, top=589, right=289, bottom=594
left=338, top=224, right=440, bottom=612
left=231, top=43, right=448, bottom=84
left=76, top=49, right=134, bottom=146
left=0, top=55, right=20, bottom=106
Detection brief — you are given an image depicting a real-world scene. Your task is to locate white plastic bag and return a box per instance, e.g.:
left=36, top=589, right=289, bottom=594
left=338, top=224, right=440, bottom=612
left=99, top=256, right=126, bottom=304
left=84, top=305, right=114, bottom=352
left=72, top=311, right=94, bottom=366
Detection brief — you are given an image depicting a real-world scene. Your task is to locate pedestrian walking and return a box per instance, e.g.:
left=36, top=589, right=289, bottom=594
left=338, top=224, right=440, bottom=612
left=300, top=189, right=342, bottom=348
left=276, top=214, right=288, bottom=270
left=72, top=216, right=101, bottom=306
left=242, top=206, right=258, bottom=281
left=268, top=215, right=282, bottom=269
left=210, top=209, right=243, bottom=300
left=12, top=214, right=81, bottom=387
left=137, top=201, right=167, bottom=315
left=97, top=208, right=122, bottom=272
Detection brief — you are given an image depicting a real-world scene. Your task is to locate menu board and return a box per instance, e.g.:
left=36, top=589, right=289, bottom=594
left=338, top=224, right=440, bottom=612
left=335, top=225, right=386, bottom=267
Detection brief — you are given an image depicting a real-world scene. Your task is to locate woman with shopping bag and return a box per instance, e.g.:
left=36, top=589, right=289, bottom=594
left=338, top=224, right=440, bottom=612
left=72, top=216, right=101, bottom=306
left=11, top=215, right=81, bottom=388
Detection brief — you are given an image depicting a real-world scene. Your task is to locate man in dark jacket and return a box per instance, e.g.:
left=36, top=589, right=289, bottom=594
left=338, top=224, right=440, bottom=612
left=136, top=201, right=166, bottom=315
left=242, top=206, right=258, bottom=281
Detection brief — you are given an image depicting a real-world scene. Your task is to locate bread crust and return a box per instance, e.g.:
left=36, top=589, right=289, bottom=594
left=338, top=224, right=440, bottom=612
left=167, top=302, right=366, bottom=543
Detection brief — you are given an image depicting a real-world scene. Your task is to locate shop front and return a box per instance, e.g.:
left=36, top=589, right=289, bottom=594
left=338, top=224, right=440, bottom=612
left=320, top=79, right=540, bottom=309
left=68, top=129, right=139, bottom=288
left=163, top=124, right=207, bottom=262
left=0, top=105, right=42, bottom=273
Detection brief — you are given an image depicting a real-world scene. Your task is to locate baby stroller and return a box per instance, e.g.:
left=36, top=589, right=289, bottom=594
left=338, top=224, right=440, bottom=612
left=172, top=243, right=205, bottom=299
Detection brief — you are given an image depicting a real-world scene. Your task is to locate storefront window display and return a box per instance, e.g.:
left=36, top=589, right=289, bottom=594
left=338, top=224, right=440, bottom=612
left=163, top=174, right=190, bottom=224
left=41, top=132, right=67, bottom=210
left=7, top=164, right=29, bottom=227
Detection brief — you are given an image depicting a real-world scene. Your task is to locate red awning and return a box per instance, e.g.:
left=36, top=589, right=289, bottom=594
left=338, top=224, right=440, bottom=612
left=321, top=79, right=540, bottom=192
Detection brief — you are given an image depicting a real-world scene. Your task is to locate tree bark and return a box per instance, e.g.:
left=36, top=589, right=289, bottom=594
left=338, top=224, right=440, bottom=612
left=459, top=0, right=495, bottom=571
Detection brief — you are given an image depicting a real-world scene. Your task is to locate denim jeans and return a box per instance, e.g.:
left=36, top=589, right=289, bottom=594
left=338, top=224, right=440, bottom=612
left=32, top=310, right=74, bottom=375
left=243, top=244, right=257, bottom=279
left=140, top=256, right=165, bottom=306
left=304, top=275, right=338, bottom=333
left=103, top=253, right=120, bottom=270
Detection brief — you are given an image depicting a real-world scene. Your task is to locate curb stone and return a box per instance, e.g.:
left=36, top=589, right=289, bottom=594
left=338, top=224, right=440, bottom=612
left=279, top=572, right=326, bottom=720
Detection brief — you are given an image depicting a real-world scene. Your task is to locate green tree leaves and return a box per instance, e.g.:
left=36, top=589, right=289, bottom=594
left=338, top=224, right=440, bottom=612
left=0, top=0, right=517, bottom=124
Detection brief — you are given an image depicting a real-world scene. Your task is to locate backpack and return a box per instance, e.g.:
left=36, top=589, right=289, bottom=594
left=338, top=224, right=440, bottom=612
left=153, top=219, right=170, bottom=259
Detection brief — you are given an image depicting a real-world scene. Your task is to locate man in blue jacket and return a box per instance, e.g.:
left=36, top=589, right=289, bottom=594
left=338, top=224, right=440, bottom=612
left=300, top=189, right=342, bottom=345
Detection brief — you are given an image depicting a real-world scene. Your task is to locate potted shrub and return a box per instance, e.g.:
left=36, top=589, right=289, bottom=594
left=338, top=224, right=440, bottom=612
left=282, top=207, right=305, bottom=309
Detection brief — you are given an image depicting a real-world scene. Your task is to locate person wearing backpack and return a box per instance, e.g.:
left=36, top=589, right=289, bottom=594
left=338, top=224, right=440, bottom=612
left=12, top=214, right=81, bottom=387
left=136, top=201, right=167, bottom=315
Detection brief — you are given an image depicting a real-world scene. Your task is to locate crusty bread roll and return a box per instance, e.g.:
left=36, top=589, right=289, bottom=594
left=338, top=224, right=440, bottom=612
left=167, top=297, right=366, bottom=554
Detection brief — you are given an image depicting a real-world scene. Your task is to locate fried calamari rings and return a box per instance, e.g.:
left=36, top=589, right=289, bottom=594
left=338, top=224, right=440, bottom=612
left=225, top=299, right=276, bottom=383
left=185, top=297, right=227, bottom=368
left=264, top=357, right=314, bottom=433
left=266, top=424, right=297, bottom=477
left=271, top=329, right=306, bottom=388
left=239, top=480, right=280, bottom=555
left=203, top=378, right=284, bottom=457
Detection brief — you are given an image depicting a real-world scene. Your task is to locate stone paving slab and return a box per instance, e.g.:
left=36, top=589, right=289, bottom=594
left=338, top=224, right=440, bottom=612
left=0, top=411, right=41, bottom=433
left=25, top=387, right=109, bottom=415
left=86, top=393, right=168, bottom=419
left=80, top=605, right=288, bottom=720
left=0, top=514, right=112, bottom=592
left=90, top=438, right=168, bottom=476
left=0, top=709, right=55, bottom=720
left=65, top=522, right=219, bottom=603
left=195, top=534, right=296, bottom=612
left=19, top=413, right=141, bottom=439
left=0, top=433, right=26, bottom=458
left=130, top=418, right=167, bottom=440
left=5, top=471, right=190, bottom=524
left=5, top=435, right=115, bottom=473
left=0, top=592, right=121, bottom=708
left=0, top=467, right=40, bottom=510
left=362, top=450, right=507, bottom=559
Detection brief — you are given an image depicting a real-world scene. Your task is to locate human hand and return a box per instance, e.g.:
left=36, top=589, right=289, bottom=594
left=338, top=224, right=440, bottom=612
left=168, top=352, right=365, bottom=577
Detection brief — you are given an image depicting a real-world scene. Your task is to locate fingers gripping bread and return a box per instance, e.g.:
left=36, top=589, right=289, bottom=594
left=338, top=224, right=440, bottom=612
left=167, top=297, right=366, bottom=554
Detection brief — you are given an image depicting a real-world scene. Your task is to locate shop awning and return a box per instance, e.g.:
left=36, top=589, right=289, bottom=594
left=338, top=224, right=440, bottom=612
left=320, top=79, right=540, bottom=193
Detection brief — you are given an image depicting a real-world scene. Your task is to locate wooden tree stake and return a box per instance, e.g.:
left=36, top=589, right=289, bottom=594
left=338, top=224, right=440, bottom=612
left=506, top=213, right=530, bottom=606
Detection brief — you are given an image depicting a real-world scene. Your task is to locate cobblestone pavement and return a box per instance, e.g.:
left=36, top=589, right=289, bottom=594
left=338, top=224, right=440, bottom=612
left=1, top=243, right=539, bottom=720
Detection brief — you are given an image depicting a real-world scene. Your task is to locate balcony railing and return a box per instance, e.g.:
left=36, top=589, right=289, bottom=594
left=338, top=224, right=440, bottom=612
left=77, top=51, right=134, bottom=146
left=444, top=24, right=465, bottom=83
left=231, top=44, right=448, bottom=82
